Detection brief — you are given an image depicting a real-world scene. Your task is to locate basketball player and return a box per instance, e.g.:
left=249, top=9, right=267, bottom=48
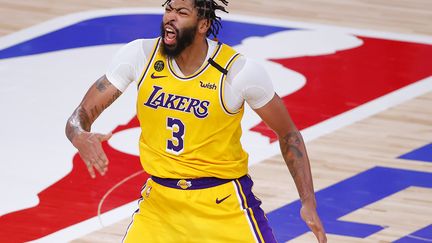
left=66, top=0, right=327, bottom=242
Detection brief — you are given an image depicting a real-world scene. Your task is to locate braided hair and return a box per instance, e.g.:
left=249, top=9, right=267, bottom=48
left=162, top=0, right=229, bottom=38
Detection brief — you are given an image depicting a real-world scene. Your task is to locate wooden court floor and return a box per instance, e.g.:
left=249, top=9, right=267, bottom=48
left=0, top=1, right=431, bottom=242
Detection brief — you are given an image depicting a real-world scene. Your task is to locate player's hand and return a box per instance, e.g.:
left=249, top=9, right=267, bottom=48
left=72, top=131, right=112, bottom=178
left=300, top=200, right=327, bottom=243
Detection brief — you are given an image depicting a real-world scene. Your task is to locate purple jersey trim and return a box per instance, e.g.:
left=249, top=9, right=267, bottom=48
left=151, top=175, right=246, bottom=190
left=236, top=175, right=278, bottom=243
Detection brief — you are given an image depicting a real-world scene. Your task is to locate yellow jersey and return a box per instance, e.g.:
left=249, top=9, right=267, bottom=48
left=136, top=38, right=248, bottom=179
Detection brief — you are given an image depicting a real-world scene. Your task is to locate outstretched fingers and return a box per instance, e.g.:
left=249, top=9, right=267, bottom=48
left=80, top=132, right=112, bottom=178
left=84, top=159, right=97, bottom=179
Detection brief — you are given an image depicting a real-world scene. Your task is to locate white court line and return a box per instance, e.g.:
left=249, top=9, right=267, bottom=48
left=97, top=170, right=144, bottom=227
left=406, top=235, right=432, bottom=242
left=31, top=200, right=139, bottom=243
left=301, top=76, right=432, bottom=143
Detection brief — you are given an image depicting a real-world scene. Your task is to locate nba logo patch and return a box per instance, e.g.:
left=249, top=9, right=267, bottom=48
left=154, top=60, right=165, bottom=72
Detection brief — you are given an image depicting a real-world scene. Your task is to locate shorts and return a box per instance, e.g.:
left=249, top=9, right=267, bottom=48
left=123, top=174, right=277, bottom=243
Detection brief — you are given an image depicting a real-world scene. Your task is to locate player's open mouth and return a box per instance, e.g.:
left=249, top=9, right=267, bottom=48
left=164, top=25, right=177, bottom=45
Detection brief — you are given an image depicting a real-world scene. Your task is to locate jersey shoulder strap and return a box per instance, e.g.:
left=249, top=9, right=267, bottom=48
left=208, top=43, right=241, bottom=75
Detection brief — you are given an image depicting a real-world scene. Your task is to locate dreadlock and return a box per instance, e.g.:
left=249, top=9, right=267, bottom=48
left=162, top=0, right=229, bottom=38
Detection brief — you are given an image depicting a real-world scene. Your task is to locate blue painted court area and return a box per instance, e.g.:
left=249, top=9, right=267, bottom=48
left=267, top=166, right=432, bottom=242
left=0, top=14, right=291, bottom=59
left=394, top=224, right=432, bottom=242
left=399, top=143, right=432, bottom=163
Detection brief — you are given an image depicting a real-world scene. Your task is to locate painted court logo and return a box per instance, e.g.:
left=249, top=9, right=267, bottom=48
left=0, top=9, right=431, bottom=243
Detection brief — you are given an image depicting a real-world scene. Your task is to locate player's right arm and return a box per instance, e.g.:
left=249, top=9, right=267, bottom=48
left=65, top=75, right=122, bottom=178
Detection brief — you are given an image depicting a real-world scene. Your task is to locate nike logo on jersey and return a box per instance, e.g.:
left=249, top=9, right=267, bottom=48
left=216, top=194, right=231, bottom=204
left=151, top=72, right=167, bottom=79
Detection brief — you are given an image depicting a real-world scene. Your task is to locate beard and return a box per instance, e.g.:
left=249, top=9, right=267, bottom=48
left=160, top=22, right=198, bottom=58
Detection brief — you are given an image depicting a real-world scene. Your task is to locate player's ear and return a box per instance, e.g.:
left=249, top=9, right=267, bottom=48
left=198, top=18, right=211, bottom=35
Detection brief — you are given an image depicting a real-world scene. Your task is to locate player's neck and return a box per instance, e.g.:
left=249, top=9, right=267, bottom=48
left=174, top=38, right=208, bottom=76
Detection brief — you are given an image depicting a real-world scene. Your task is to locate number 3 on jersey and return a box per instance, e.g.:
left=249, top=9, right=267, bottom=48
left=167, top=117, right=185, bottom=154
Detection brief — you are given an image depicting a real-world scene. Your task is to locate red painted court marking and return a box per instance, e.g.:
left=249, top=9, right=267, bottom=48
left=251, top=36, right=432, bottom=141
left=0, top=118, right=149, bottom=242
left=97, top=170, right=145, bottom=225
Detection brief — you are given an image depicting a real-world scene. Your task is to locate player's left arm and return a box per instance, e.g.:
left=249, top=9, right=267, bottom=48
left=230, top=57, right=326, bottom=242
left=253, top=94, right=327, bottom=243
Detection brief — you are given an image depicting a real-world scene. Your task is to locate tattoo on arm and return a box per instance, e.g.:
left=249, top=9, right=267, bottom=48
left=94, top=77, right=122, bottom=111
left=66, top=107, right=91, bottom=142
left=282, top=132, right=303, bottom=158
left=280, top=132, right=304, bottom=177
left=95, top=78, right=110, bottom=92
left=89, top=89, right=122, bottom=120
left=106, top=89, right=122, bottom=108
left=280, top=131, right=314, bottom=202
left=66, top=78, right=122, bottom=143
